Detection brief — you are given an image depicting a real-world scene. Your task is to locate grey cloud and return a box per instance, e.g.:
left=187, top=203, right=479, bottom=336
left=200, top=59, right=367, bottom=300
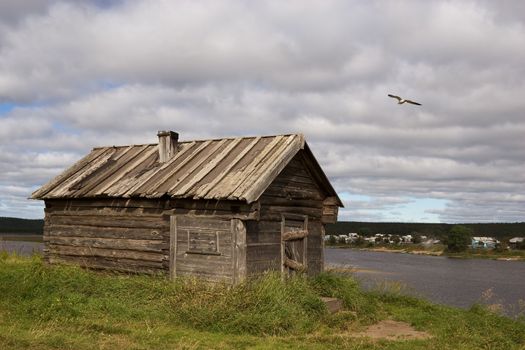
left=0, top=0, right=524, bottom=223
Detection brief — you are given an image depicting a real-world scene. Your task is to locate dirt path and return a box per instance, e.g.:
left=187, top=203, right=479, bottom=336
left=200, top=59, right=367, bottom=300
left=351, top=320, right=432, bottom=340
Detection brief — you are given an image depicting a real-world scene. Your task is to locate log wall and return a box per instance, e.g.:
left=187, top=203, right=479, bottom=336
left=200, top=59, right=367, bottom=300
left=43, top=198, right=255, bottom=275
left=44, top=199, right=170, bottom=274
left=247, top=155, right=327, bottom=276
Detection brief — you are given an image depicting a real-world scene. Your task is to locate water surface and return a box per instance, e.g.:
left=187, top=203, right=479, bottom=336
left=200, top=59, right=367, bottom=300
left=326, top=248, right=525, bottom=313
left=0, top=240, right=43, bottom=256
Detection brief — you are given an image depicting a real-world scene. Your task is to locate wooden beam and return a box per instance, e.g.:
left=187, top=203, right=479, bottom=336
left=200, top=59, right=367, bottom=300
left=282, top=230, right=308, bottom=241
left=169, top=216, right=177, bottom=280
left=284, top=257, right=305, bottom=272
left=44, top=236, right=167, bottom=252
left=231, top=218, right=246, bottom=284
left=280, top=214, right=285, bottom=278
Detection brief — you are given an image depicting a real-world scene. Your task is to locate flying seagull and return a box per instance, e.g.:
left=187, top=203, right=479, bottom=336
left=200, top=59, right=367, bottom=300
left=388, top=94, right=422, bottom=106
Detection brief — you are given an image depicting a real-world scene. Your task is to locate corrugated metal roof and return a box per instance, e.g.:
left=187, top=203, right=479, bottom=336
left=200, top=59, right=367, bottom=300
left=33, top=133, right=345, bottom=204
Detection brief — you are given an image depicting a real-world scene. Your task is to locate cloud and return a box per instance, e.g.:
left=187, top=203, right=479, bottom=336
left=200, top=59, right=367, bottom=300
left=0, top=0, right=524, bottom=222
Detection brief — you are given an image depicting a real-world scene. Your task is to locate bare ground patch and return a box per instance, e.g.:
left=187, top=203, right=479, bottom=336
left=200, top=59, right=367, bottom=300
left=351, top=320, right=432, bottom=341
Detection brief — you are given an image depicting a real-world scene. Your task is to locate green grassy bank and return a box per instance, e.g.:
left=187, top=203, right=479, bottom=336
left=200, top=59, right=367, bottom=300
left=0, top=253, right=524, bottom=349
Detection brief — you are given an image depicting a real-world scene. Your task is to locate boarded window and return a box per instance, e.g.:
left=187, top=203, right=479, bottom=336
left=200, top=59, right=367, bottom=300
left=187, top=230, right=220, bottom=255
left=169, top=215, right=246, bottom=284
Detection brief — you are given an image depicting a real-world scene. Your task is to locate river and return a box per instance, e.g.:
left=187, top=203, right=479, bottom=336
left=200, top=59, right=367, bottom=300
left=0, top=240, right=43, bottom=256
left=326, top=247, right=525, bottom=315
left=1, top=240, right=524, bottom=314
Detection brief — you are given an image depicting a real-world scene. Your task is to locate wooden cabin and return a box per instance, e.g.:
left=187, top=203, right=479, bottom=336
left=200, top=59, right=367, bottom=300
left=32, top=132, right=343, bottom=283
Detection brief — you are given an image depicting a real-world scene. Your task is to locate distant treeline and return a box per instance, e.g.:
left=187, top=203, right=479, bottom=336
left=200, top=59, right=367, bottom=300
left=325, top=221, right=525, bottom=240
left=1, top=217, right=524, bottom=239
left=0, top=217, right=44, bottom=234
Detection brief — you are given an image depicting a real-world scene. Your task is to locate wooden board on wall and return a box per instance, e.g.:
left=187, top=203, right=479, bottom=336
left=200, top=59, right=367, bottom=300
left=170, top=215, right=247, bottom=284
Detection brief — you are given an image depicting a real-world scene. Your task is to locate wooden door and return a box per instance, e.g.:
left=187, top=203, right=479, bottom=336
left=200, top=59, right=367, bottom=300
left=281, top=213, right=308, bottom=276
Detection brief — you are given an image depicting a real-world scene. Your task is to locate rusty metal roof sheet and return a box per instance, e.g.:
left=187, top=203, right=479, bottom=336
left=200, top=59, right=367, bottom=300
left=32, top=133, right=342, bottom=205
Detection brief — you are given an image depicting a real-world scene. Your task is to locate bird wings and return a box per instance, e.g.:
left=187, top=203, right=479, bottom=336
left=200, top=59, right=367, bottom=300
left=387, top=94, right=422, bottom=106
left=405, top=99, right=421, bottom=106
left=388, top=94, right=402, bottom=101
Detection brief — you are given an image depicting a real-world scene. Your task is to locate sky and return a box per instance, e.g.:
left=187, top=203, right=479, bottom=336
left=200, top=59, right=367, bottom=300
left=0, top=0, right=524, bottom=223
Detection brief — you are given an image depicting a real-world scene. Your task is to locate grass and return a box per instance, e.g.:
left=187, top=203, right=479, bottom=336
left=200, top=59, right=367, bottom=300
left=0, top=253, right=524, bottom=349
left=446, top=248, right=525, bottom=260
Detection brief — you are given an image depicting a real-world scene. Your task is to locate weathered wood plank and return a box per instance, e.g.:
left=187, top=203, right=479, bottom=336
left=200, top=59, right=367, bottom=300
left=44, top=236, right=168, bottom=252
left=284, top=257, right=305, bottom=272
left=171, top=209, right=257, bottom=220
left=259, top=196, right=323, bottom=208
left=322, top=204, right=339, bottom=224
left=320, top=223, right=325, bottom=272
left=165, top=139, right=227, bottom=196
left=95, top=146, right=159, bottom=196
left=49, top=215, right=168, bottom=229
left=169, top=216, right=177, bottom=280
left=73, top=145, right=151, bottom=197
left=142, top=140, right=213, bottom=196
left=48, top=255, right=166, bottom=274
left=175, top=253, right=233, bottom=265
left=49, top=148, right=120, bottom=198
left=232, top=218, right=246, bottom=284
left=282, top=230, right=308, bottom=241
left=198, top=137, right=261, bottom=198
left=44, top=224, right=166, bottom=240
left=280, top=215, right=285, bottom=277
left=46, top=198, right=168, bottom=210
left=243, top=135, right=300, bottom=203
left=176, top=215, right=232, bottom=230
left=246, top=242, right=280, bottom=247
left=263, top=185, right=324, bottom=201
left=299, top=147, right=342, bottom=207
left=46, top=206, right=166, bottom=216
left=180, top=138, right=243, bottom=196
left=262, top=206, right=322, bottom=218
left=272, top=174, right=319, bottom=187
left=226, top=136, right=285, bottom=199
left=247, top=260, right=280, bottom=274
left=32, top=148, right=107, bottom=199
left=170, top=199, right=252, bottom=213
left=48, top=244, right=165, bottom=262
left=119, top=141, right=196, bottom=197
left=177, top=239, right=233, bottom=256
left=246, top=244, right=280, bottom=261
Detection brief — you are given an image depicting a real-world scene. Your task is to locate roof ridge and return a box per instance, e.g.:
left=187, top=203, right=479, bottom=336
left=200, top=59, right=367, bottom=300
left=92, top=133, right=300, bottom=150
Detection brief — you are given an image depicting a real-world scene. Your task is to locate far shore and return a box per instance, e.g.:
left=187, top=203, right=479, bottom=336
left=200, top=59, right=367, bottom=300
left=327, top=245, right=525, bottom=261
left=0, top=234, right=43, bottom=242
